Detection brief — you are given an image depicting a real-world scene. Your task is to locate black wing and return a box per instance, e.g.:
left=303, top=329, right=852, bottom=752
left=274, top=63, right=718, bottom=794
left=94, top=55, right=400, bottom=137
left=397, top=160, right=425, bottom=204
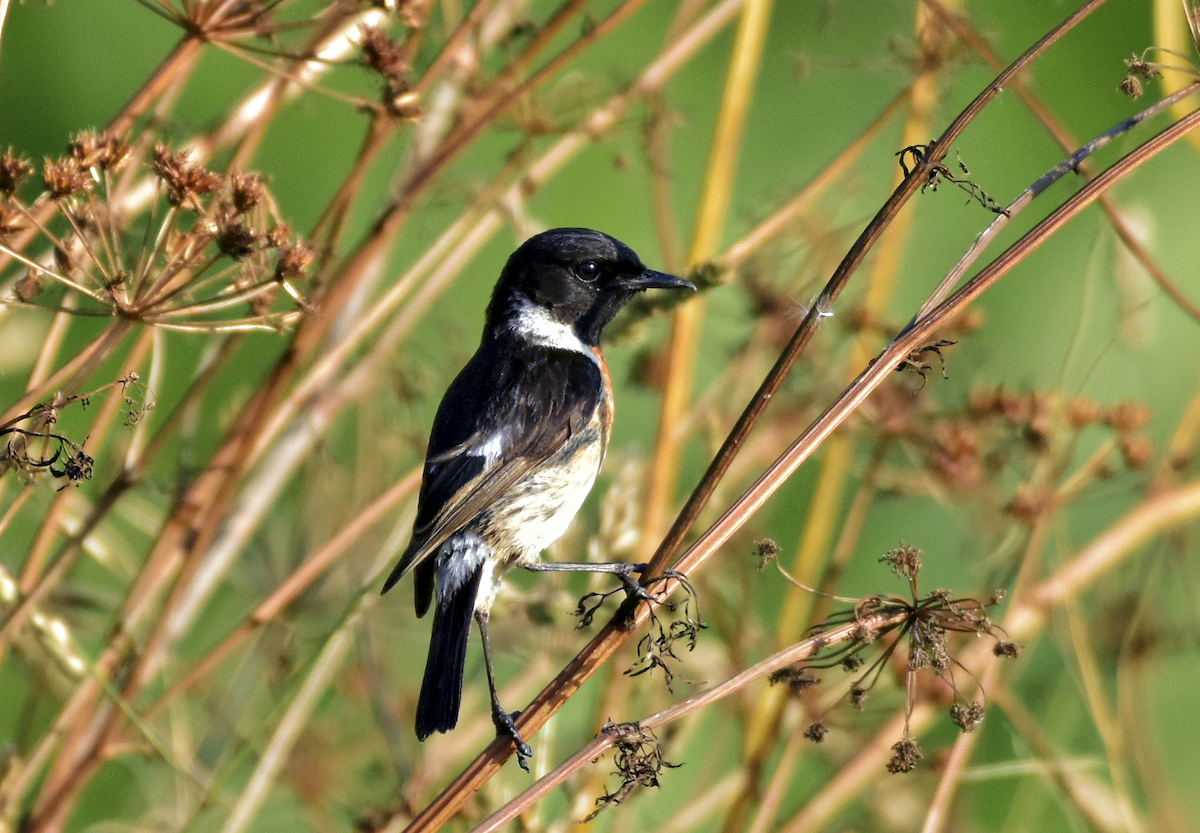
left=381, top=339, right=604, bottom=597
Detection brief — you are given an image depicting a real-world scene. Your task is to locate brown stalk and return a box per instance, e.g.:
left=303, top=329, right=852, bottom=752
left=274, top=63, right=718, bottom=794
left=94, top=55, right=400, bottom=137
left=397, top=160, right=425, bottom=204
left=641, top=0, right=774, bottom=559
left=15, top=330, right=155, bottom=593
left=923, top=0, right=1200, bottom=325
left=643, top=0, right=1113, bottom=583
left=472, top=608, right=913, bottom=832
left=673, top=102, right=1200, bottom=591
left=134, top=0, right=757, bottom=683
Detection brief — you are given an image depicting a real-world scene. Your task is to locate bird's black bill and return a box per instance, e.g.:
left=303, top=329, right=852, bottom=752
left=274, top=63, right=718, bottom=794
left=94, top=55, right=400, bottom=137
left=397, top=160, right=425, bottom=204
left=617, top=269, right=696, bottom=292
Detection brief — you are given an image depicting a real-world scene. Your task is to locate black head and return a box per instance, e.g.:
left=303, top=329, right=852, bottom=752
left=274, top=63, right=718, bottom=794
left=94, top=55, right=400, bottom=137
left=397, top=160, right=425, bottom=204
left=486, top=228, right=694, bottom=347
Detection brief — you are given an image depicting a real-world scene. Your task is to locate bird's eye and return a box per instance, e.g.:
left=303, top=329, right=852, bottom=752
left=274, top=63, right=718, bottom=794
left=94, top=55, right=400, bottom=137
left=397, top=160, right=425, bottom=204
left=576, top=260, right=599, bottom=282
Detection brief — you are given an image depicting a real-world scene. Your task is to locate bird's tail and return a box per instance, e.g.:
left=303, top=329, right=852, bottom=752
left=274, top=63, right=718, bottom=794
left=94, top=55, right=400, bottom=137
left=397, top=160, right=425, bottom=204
left=416, top=561, right=484, bottom=740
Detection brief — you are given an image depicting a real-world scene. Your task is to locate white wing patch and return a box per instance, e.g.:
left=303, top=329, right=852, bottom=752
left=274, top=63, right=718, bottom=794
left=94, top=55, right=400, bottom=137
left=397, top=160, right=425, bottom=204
left=472, top=428, right=508, bottom=466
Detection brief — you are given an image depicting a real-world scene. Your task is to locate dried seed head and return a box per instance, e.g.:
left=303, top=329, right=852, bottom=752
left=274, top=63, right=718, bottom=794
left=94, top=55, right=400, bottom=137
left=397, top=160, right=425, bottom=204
left=231, top=173, right=265, bottom=214
left=1106, top=400, right=1151, bottom=433
left=993, top=641, right=1021, bottom=659
left=769, top=666, right=820, bottom=695
left=43, top=157, right=93, bottom=199
left=886, top=738, right=923, bottom=773
left=54, top=245, right=73, bottom=274
left=950, top=701, right=985, bottom=732
left=275, top=242, right=315, bottom=279
left=1007, top=486, right=1045, bottom=525
left=153, top=145, right=222, bottom=208
left=359, top=25, right=409, bottom=88
left=1124, top=53, right=1162, bottom=81
left=217, top=220, right=259, bottom=260
left=1067, top=396, right=1101, bottom=428
left=0, top=204, right=24, bottom=237
left=68, top=132, right=130, bottom=172
left=15, top=270, right=43, bottom=301
left=266, top=224, right=292, bottom=248
left=755, top=538, right=779, bottom=569
left=803, top=722, right=828, bottom=743
left=881, top=545, right=922, bottom=580
left=1120, top=75, right=1144, bottom=98
left=1120, top=435, right=1154, bottom=470
left=0, top=149, right=33, bottom=196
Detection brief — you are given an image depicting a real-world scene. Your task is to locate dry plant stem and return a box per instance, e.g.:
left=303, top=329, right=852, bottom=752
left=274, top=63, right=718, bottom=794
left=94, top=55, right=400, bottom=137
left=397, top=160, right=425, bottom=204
left=782, top=510, right=1056, bottom=833
left=27, top=297, right=78, bottom=390
left=154, top=0, right=745, bottom=646
left=643, top=0, right=1112, bottom=583
left=409, top=0, right=496, bottom=99
left=17, top=329, right=155, bottom=592
left=267, top=0, right=755, bottom=472
left=1062, top=596, right=1143, bottom=832
left=745, top=709, right=808, bottom=833
left=924, top=0, right=1200, bottom=325
left=777, top=705, right=936, bottom=833
left=724, top=87, right=910, bottom=267
left=470, top=609, right=912, bottom=833
left=0, top=239, right=105, bottom=303
left=690, top=103, right=1200, bottom=588
left=634, top=86, right=1200, bottom=833
left=989, top=685, right=1132, bottom=833
left=402, top=6, right=1112, bottom=827
left=913, top=80, right=1200, bottom=322
left=920, top=476, right=1200, bottom=833
left=219, top=589, right=378, bottom=833
left=142, top=465, right=421, bottom=718
left=0, top=483, right=34, bottom=542
left=645, top=95, right=683, bottom=270
left=3, top=320, right=136, bottom=426
left=0, top=0, right=9, bottom=64
left=642, top=0, right=774, bottom=556
left=1165, top=368, right=1200, bottom=465
left=919, top=654, right=1001, bottom=833
left=393, top=0, right=655, bottom=204
left=310, top=115, right=396, bottom=257
left=155, top=201, right=526, bottom=667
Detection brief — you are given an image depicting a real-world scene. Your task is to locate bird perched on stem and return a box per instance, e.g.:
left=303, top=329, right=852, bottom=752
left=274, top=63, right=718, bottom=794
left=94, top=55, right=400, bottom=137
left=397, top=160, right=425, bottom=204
left=382, top=228, right=695, bottom=769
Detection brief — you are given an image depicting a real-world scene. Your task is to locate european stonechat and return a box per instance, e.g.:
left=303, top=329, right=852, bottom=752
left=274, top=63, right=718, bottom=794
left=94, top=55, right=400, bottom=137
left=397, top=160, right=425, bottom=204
left=381, top=228, right=694, bottom=768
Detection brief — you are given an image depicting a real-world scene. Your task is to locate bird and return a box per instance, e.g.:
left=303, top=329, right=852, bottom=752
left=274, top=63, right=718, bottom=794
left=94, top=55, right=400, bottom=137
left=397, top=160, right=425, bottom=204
left=381, top=228, right=694, bottom=768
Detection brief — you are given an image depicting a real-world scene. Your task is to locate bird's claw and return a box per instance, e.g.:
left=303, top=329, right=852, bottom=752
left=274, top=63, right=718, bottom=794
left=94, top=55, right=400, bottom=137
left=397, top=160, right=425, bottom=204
left=574, top=565, right=688, bottom=627
left=492, top=707, right=533, bottom=771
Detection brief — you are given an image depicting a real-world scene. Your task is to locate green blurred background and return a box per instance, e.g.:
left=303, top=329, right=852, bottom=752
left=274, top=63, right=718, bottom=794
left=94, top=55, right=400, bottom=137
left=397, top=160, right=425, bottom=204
left=1, top=0, right=1198, bottom=831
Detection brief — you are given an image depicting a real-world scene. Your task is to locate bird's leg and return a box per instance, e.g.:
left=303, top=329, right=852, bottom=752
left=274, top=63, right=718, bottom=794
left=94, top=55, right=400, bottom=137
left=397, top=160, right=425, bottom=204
left=524, top=560, right=656, bottom=600
left=475, top=609, right=533, bottom=771
left=526, top=562, right=688, bottom=627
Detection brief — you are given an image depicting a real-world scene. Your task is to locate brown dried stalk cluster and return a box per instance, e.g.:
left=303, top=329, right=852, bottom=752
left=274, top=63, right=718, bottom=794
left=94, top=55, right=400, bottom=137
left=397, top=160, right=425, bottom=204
left=771, top=545, right=1018, bottom=775
left=0, top=374, right=152, bottom=489
left=1, top=137, right=313, bottom=332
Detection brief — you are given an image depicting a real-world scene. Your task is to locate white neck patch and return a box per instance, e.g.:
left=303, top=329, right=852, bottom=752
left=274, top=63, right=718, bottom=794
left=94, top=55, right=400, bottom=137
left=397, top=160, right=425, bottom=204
left=508, top=297, right=596, bottom=362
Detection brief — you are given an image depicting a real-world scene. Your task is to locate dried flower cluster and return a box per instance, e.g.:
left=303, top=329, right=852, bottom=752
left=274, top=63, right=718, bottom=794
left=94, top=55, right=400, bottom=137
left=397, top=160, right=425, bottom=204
left=773, top=546, right=1018, bottom=774
left=584, top=723, right=680, bottom=822
left=1, top=133, right=313, bottom=333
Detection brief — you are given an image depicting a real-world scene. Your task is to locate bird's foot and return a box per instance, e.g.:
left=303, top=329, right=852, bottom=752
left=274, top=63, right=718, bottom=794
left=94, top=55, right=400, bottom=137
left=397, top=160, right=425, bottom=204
left=573, top=565, right=688, bottom=628
left=492, top=706, right=533, bottom=772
